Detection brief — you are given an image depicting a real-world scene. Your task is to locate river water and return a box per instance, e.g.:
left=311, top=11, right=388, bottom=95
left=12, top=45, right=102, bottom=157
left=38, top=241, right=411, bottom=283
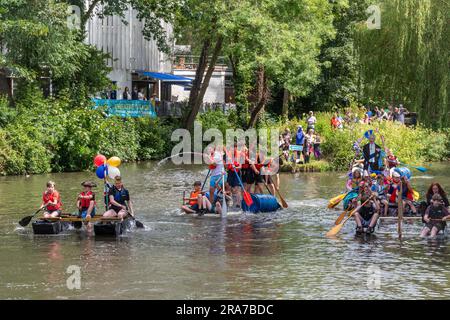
left=0, top=162, right=449, bottom=299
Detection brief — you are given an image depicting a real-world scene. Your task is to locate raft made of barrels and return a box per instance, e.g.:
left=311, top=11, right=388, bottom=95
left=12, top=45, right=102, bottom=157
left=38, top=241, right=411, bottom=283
left=94, top=220, right=128, bottom=236
left=241, top=194, right=281, bottom=213
left=32, top=220, right=69, bottom=235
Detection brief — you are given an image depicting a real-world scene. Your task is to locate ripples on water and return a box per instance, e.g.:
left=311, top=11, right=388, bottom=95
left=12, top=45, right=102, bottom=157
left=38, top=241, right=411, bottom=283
left=0, top=162, right=449, bottom=299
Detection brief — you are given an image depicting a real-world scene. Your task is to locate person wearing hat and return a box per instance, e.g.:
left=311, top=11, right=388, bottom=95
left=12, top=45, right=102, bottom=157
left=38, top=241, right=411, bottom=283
left=362, top=133, right=384, bottom=175
left=103, top=176, right=134, bottom=220
left=77, top=181, right=97, bottom=220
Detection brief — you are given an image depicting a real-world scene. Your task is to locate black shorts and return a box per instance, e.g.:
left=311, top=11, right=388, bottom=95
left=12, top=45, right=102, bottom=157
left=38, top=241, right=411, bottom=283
left=227, top=171, right=241, bottom=188
left=242, top=169, right=255, bottom=184
left=426, top=221, right=446, bottom=231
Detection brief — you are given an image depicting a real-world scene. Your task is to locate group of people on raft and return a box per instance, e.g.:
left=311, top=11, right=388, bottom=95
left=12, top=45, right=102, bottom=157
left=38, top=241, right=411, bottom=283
left=339, top=130, right=449, bottom=237
left=181, top=144, right=280, bottom=215
left=39, top=175, right=135, bottom=229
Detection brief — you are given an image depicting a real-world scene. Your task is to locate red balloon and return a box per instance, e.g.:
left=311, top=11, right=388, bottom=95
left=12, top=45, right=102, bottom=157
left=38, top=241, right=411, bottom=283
left=93, top=154, right=106, bottom=167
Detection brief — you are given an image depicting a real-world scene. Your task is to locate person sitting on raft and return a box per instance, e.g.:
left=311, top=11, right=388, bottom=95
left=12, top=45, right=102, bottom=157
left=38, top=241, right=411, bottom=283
left=343, top=166, right=363, bottom=210
left=354, top=194, right=379, bottom=234
left=425, top=183, right=449, bottom=208
left=420, top=194, right=450, bottom=238
left=401, top=175, right=417, bottom=215
left=214, top=184, right=233, bottom=215
left=41, top=181, right=62, bottom=218
left=362, top=133, right=384, bottom=175
left=181, top=181, right=212, bottom=214
left=371, top=174, right=389, bottom=216
left=77, top=181, right=97, bottom=220
left=103, top=176, right=134, bottom=220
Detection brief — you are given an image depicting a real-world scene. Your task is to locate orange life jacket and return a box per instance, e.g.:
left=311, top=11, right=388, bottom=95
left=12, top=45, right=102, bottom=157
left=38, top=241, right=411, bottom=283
left=43, top=191, right=62, bottom=211
left=189, top=191, right=201, bottom=206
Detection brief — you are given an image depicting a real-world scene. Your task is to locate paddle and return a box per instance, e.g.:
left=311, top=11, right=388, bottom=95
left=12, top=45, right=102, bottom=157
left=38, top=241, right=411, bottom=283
left=399, top=162, right=427, bottom=173
left=326, top=196, right=373, bottom=237
left=18, top=207, right=44, bottom=227
left=230, top=163, right=253, bottom=207
left=334, top=206, right=353, bottom=225
left=201, top=169, right=211, bottom=192
left=328, top=192, right=347, bottom=209
left=125, top=200, right=144, bottom=228
left=221, top=169, right=227, bottom=217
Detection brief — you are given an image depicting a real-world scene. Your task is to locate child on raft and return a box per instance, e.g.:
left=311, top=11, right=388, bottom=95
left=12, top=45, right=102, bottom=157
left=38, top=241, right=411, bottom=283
left=420, top=194, right=450, bottom=238
left=181, top=181, right=212, bottom=214
left=41, top=181, right=62, bottom=218
left=354, top=194, right=379, bottom=234
left=77, top=181, right=96, bottom=220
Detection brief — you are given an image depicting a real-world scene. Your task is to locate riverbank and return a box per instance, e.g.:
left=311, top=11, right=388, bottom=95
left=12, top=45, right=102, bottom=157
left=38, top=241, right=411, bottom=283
left=0, top=95, right=449, bottom=176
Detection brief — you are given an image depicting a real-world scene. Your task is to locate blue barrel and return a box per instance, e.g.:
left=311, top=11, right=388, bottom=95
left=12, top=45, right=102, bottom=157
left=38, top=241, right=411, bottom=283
left=395, top=167, right=412, bottom=179
left=242, top=194, right=281, bottom=213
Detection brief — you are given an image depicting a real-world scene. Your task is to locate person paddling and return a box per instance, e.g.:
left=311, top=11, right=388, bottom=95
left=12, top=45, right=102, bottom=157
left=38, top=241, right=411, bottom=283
left=103, top=176, right=134, bottom=220
left=420, top=194, right=450, bottom=238
left=206, top=145, right=226, bottom=205
left=41, top=181, right=62, bottom=218
left=353, top=194, right=380, bottom=234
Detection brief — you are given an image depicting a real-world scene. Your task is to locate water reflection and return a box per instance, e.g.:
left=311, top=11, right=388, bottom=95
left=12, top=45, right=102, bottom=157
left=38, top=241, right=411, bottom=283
left=0, top=162, right=449, bottom=299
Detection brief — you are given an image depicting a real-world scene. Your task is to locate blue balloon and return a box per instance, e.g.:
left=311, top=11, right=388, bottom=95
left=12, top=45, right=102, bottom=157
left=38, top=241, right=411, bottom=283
left=96, top=164, right=108, bottom=179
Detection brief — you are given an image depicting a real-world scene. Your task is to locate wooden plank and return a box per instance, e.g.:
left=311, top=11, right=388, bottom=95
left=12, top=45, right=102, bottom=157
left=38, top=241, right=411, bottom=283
left=39, top=216, right=122, bottom=222
left=380, top=216, right=422, bottom=221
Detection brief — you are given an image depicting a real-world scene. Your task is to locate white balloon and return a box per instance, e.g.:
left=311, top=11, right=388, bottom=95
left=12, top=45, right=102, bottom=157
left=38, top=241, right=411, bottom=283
left=107, top=165, right=120, bottom=179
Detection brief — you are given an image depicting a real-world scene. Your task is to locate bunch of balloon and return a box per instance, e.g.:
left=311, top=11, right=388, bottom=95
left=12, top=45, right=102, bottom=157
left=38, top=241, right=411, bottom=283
left=106, top=156, right=121, bottom=179
left=93, top=154, right=122, bottom=179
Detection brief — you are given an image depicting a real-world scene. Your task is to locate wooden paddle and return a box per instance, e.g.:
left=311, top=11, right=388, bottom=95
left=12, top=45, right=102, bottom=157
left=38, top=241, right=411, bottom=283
left=397, top=181, right=403, bottom=238
left=18, top=207, right=44, bottom=227
left=326, top=196, right=373, bottom=237
left=328, top=192, right=347, bottom=209
left=334, top=206, right=353, bottom=225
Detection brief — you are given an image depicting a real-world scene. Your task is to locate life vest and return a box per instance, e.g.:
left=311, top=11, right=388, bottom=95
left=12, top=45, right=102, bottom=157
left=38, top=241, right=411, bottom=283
left=110, top=186, right=129, bottom=206
left=43, top=191, right=62, bottom=211
left=225, top=148, right=240, bottom=172
left=208, top=152, right=217, bottom=170
left=388, top=184, right=400, bottom=203
left=79, top=191, right=95, bottom=209
left=189, top=191, right=200, bottom=206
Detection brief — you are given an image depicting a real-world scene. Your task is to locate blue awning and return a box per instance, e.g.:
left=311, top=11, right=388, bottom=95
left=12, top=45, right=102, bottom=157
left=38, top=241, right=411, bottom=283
left=136, top=71, right=193, bottom=83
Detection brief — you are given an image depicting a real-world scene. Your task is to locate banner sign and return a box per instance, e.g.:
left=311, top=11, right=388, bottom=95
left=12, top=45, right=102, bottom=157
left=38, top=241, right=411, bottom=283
left=289, top=145, right=303, bottom=152
left=92, top=99, right=156, bottom=118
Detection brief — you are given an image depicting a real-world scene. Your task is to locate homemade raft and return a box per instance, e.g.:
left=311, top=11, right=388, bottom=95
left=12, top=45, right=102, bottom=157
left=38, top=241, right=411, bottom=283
left=32, top=216, right=129, bottom=236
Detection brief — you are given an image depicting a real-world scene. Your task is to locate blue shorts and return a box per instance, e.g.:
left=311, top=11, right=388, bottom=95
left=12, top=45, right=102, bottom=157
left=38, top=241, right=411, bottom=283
left=210, top=174, right=227, bottom=188
left=189, top=204, right=200, bottom=212
left=80, top=208, right=96, bottom=219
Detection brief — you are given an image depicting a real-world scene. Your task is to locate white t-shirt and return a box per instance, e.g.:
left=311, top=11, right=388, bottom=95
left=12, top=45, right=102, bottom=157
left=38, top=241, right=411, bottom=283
left=307, top=116, right=317, bottom=125
left=210, top=151, right=224, bottom=176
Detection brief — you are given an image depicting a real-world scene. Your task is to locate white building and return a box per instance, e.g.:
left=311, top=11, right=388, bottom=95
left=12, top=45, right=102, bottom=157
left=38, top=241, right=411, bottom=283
left=85, top=5, right=176, bottom=100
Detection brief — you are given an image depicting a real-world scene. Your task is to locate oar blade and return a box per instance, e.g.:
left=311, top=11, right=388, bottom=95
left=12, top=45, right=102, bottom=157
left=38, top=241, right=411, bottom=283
left=18, top=216, right=33, bottom=227
left=328, top=193, right=345, bottom=209
left=326, top=222, right=344, bottom=237
left=243, top=191, right=253, bottom=206
left=415, top=166, right=427, bottom=172
left=135, top=220, right=145, bottom=228
left=334, top=211, right=347, bottom=225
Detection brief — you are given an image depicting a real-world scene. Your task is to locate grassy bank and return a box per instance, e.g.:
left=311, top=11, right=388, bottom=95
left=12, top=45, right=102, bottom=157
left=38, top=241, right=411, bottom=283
left=0, top=91, right=178, bottom=175
left=0, top=95, right=448, bottom=176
